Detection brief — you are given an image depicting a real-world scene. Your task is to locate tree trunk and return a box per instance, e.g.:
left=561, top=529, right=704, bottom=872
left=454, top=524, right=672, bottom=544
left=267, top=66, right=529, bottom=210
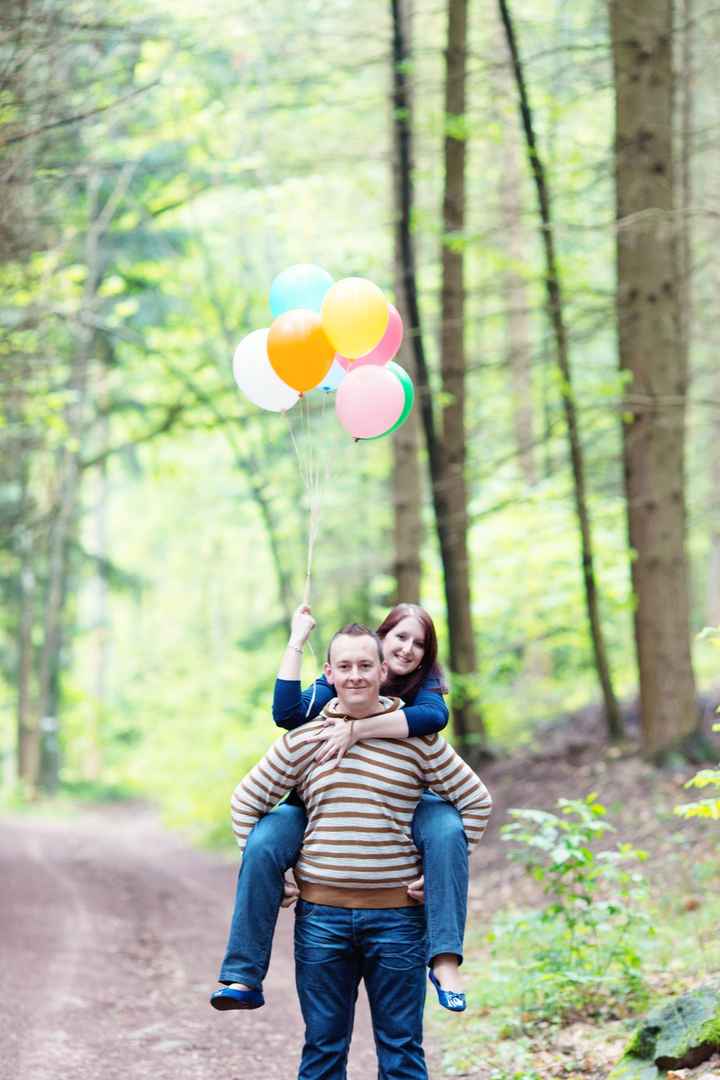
left=16, top=516, right=38, bottom=790
left=390, top=0, right=422, bottom=604
left=709, top=237, right=720, bottom=625
left=35, top=171, right=103, bottom=793
left=87, top=436, right=110, bottom=782
left=390, top=0, right=489, bottom=762
left=36, top=449, right=78, bottom=793
left=391, top=308, right=423, bottom=602
left=699, top=5, right=720, bottom=627
left=610, top=0, right=698, bottom=758
left=440, top=0, right=484, bottom=760
left=500, top=148, right=537, bottom=486
left=499, top=0, right=623, bottom=741
left=495, top=26, right=536, bottom=487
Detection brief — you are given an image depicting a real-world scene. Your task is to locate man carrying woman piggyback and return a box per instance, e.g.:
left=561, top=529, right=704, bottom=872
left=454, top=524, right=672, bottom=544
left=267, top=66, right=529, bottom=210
left=211, top=602, right=491, bottom=1020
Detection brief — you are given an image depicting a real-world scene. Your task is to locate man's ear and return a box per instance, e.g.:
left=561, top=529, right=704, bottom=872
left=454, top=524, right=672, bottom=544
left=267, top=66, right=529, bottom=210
left=379, top=660, right=388, bottom=684
left=324, top=661, right=335, bottom=685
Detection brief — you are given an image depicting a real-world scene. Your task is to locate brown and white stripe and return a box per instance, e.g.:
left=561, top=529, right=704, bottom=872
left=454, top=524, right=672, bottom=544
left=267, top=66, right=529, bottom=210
left=231, top=698, right=492, bottom=908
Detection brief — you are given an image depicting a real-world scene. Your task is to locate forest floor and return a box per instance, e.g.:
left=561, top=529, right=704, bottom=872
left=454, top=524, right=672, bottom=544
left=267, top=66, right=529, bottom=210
left=1, top=719, right=718, bottom=1080
left=434, top=714, right=720, bottom=1080
left=0, top=802, right=395, bottom=1080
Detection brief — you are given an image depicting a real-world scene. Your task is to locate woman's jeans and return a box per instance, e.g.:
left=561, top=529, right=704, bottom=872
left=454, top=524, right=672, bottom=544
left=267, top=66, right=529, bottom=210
left=218, top=791, right=468, bottom=988
left=294, top=901, right=428, bottom=1080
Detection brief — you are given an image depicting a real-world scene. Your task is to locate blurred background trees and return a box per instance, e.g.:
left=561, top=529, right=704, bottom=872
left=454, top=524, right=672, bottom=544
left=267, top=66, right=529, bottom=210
left=1, top=0, right=718, bottom=822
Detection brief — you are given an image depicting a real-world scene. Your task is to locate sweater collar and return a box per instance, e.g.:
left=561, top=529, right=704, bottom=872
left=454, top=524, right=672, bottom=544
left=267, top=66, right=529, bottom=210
left=322, top=695, right=403, bottom=721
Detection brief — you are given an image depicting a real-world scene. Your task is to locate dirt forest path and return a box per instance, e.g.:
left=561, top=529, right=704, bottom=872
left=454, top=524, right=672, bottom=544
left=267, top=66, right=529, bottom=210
left=3, top=737, right=705, bottom=1080
left=0, top=805, right=397, bottom=1080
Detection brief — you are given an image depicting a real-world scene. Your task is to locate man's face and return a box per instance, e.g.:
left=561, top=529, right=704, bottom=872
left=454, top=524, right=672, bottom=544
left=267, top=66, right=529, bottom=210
left=324, top=634, right=388, bottom=717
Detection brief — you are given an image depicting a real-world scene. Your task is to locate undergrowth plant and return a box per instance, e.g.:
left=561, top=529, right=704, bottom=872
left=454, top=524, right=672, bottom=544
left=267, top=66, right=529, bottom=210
left=675, top=722, right=720, bottom=822
left=495, top=793, right=650, bottom=1024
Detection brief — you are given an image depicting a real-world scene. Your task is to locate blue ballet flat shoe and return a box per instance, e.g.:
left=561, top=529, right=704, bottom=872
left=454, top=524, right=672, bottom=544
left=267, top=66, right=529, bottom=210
left=210, top=985, right=265, bottom=1011
left=428, top=970, right=466, bottom=1013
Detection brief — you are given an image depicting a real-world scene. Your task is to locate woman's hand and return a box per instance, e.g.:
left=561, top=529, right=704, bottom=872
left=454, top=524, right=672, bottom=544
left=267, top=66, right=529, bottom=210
left=280, top=875, right=300, bottom=908
left=289, top=604, right=316, bottom=649
left=307, top=716, right=356, bottom=767
left=406, top=875, right=424, bottom=903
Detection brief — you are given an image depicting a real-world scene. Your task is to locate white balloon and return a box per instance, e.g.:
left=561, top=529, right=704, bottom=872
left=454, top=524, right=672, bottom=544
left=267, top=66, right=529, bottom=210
left=232, top=328, right=299, bottom=412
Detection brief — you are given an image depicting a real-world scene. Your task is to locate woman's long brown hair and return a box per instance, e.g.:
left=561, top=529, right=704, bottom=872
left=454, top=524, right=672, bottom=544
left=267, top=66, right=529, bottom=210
left=376, top=603, right=447, bottom=702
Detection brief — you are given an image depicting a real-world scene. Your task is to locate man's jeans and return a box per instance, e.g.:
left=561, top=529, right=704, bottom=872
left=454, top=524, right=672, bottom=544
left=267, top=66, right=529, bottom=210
left=294, top=901, right=428, bottom=1080
left=219, top=793, right=467, bottom=988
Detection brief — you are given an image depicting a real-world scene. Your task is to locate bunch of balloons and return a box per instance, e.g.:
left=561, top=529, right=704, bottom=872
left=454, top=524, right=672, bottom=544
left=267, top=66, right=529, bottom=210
left=232, top=263, right=415, bottom=440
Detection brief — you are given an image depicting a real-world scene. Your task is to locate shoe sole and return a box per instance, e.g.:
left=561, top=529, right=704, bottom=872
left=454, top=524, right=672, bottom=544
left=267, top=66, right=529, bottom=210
left=210, top=995, right=264, bottom=1011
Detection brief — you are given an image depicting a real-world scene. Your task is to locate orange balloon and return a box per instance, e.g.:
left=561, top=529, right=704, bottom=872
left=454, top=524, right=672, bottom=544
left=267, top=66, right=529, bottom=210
left=267, top=309, right=335, bottom=393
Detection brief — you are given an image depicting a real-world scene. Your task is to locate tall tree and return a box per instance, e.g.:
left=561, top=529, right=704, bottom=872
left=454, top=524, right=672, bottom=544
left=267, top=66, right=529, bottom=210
left=492, top=23, right=537, bottom=487
left=391, top=0, right=488, bottom=763
left=390, top=0, right=422, bottom=604
left=498, top=0, right=623, bottom=741
left=609, top=0, right=698, bottom=758
left=439, top=0, right=485, bottom=760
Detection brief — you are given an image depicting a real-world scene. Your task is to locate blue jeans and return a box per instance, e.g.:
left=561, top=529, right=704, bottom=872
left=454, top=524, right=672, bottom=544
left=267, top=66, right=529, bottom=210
left=218, top=792, right=468, bottom=987
left=294, top=901, right=428, bottom=1080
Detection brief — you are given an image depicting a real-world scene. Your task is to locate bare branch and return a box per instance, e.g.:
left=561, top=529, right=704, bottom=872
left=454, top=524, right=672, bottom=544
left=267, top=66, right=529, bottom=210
left=0, top=80, right=160, bottom=148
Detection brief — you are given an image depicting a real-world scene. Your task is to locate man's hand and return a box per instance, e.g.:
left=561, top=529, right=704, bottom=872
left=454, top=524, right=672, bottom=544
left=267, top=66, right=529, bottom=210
left=307, top=716, right=356, bottom=767
left=280, top=876, right=300, bottom=908
left=406, top=876, right=424, bottom=904
left=289, top=604, right=316, bottom=649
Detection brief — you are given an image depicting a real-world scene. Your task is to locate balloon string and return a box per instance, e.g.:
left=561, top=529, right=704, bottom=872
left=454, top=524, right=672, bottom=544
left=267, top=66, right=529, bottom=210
left=285, top=400, right=321, bottom=609
left=302, top=393, right=329, bottom=720
left=286, top=405, right=309, bottom=490
left=305, top=426, right=321, bottom=606
left=304, top=635, right=318, bottom=719
left=286, top=393, right=333, bottom=721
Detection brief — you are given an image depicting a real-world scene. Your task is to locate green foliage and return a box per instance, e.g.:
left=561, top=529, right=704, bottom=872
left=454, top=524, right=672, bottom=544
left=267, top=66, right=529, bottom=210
left=675, top=625, right=720, bottom=817
left=1, top=0, right=717, bottom=828
left=489, top=1074, right=542, bottom=1080
left=496, top=794, right=651, bottom=1022
left=438, top=848, right=720, bottom=1080
left=675, top=719, right=720, bottom=821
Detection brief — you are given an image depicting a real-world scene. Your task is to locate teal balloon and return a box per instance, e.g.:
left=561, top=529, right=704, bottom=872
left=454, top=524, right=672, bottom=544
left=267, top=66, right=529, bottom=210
left=270, top=264, right=333, bottom=318
left=365, top=361, right=415, bottom=440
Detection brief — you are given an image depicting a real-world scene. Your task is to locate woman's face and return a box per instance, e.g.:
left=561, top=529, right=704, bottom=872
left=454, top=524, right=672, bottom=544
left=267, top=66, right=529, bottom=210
left=382, top=615, right=426, bottom=677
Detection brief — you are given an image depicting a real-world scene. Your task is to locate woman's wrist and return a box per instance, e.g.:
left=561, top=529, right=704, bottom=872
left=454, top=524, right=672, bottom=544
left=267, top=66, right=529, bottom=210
left=287, top=640, right=305, bottom=653
left=352, top=711, right=409, bottom=741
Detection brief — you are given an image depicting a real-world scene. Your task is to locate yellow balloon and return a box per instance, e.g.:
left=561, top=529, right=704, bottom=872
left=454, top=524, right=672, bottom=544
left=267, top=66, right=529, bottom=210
left=321, top=277, right=389, bottom=360
left=267, top=309, right=335, bottom=393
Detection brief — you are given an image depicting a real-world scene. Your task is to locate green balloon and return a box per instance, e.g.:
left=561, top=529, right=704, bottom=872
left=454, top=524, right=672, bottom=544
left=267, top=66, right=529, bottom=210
left=365, top=361, right=415, bottom=441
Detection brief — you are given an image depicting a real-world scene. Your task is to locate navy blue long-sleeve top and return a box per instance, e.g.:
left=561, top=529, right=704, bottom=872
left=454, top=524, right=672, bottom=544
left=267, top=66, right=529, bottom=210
left=273, top=673, right=448, bottom=737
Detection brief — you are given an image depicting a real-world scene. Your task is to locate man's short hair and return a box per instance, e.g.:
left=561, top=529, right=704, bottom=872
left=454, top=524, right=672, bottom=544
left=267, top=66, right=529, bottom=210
left=326, top=623, right=384, bottom=664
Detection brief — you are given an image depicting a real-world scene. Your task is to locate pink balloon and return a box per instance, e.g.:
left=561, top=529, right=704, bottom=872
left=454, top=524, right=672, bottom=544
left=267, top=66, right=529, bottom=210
left=335, top=365, right=405, bottom=439
left=336, top=304, right=404, bottom=370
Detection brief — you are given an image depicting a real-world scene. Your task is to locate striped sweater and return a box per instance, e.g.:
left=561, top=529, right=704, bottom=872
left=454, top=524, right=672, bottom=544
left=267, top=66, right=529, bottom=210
left=231, top=696, right=492, bottom=908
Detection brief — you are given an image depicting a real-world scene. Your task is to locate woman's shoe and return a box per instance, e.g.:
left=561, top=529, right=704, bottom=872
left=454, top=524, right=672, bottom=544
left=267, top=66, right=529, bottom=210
left=428, top=969, right=466, bottom=1012
left=210, top=985, right=265, bottom=1011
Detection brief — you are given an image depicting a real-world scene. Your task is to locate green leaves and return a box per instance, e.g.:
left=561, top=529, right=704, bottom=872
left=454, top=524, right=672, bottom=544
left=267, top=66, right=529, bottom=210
left=443, top=111, right=471, bottom=141
left=674, top=705, right=720, bottom=822
left=498, top=794, right=650, bottom=1022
